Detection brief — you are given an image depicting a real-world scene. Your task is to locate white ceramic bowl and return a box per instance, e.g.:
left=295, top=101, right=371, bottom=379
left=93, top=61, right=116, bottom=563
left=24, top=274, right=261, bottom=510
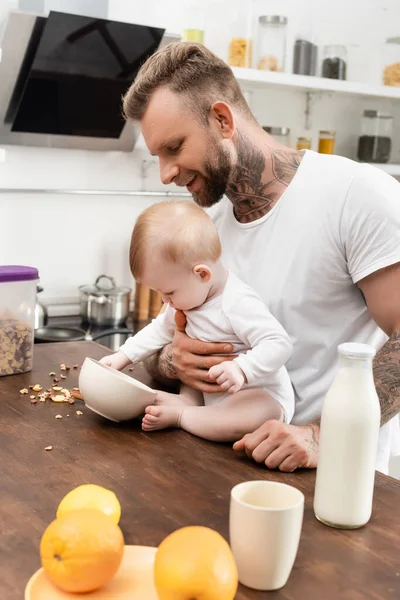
left=79, top=357, right=156, bottom=422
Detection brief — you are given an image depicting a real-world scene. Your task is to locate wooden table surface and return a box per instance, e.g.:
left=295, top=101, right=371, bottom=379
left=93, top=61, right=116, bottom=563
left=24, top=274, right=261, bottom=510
left=0, top=342, right=399, bottom=600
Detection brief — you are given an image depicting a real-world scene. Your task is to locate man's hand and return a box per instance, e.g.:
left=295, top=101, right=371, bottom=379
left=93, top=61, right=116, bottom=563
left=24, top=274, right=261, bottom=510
left=233, top=420, right=320, bottom=472
left=208, top=361, right=245, bottom=394
left=170, top=311, right=235, bottom=393
left=100, top=350, right=131, bottom=371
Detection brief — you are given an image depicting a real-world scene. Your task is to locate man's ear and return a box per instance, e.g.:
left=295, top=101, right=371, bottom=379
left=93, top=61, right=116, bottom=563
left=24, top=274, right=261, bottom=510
left=193, top=264, right=212, bottom=281
left=209, top=101, right=235, bottom=140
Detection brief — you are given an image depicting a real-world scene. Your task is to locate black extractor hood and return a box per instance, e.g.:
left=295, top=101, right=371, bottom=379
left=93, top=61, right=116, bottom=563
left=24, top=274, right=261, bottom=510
left=0, top=11, right=172, bottom=151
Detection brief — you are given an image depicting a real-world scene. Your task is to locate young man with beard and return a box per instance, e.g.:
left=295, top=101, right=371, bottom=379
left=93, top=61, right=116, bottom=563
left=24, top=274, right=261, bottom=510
left=122, top=42, right=400, bottom=474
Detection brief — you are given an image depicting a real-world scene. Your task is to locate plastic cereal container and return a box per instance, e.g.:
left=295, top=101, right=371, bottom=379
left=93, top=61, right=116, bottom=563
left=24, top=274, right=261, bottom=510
left=0, top=266, right=39, bottom=376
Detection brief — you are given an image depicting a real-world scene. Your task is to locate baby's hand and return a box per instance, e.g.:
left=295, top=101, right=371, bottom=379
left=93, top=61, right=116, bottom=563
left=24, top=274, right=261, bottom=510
left=208, top=361, right=246, bottom=394
left=100, top=351, right=131, bottom=371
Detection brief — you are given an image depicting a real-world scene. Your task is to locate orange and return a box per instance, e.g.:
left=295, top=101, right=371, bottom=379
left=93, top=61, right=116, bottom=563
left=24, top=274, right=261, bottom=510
left=56, top=484, right=121, bottom=524
left=40, top=508, right=124, bottom=593
left=154, top=526, right=238, bottom=600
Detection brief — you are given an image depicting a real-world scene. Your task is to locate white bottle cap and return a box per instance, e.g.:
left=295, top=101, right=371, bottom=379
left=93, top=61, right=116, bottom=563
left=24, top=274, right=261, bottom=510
left=338, top=342, right=376, bottom=359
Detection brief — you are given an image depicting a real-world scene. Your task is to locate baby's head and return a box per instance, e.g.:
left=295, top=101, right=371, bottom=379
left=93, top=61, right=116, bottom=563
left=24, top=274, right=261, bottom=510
left=130, top=200, right=222, bottom=311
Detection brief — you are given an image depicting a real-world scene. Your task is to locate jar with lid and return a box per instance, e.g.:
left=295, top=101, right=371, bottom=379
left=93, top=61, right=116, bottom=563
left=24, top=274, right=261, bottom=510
left=183, top=0, right=205, bottom=44
left=256, top=15, right=287, bottom=72
left=0, top=265, right=39, bottom=377
left=293, top=39, right=317, bottom=75
left=322, top=45, right=347, bottom=80
left=318, top=131, right=335, bottom=154
left=296, top=136, right=312, bottom=150
left=357, top=110, right=393, bottom=164
left=263, top=126, right=290, bottom=147
left=383, top=36, right=400, bottom=86
left=228, top=2, right=252, bottom=68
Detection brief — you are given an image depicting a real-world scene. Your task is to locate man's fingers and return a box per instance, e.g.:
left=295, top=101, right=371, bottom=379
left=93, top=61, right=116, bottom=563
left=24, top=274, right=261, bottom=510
left=188, top=339, right=234, bottom=356
left=251, top=439, right=279, bottom=463
left=233, top=422, right=273, bottom=456
left=232, top=438, right=245, bottom=452
left=263, top=447, right=291, bottom=470
left=174, top=310, right=187, bottom=333
left=278, top=456, right=300, bottom=473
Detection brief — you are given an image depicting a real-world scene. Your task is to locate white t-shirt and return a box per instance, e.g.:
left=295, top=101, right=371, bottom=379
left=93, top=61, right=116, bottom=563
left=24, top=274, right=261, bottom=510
left=121, top=271, right=294, bottom=420
left=208, top=151, right=400, bottom=474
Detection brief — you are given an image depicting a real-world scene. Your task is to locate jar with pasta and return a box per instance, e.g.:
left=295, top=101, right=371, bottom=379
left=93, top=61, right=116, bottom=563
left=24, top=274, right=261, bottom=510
left=228, top=3, right=252, bottom=68
left=383, top=36, right=400, bottom=87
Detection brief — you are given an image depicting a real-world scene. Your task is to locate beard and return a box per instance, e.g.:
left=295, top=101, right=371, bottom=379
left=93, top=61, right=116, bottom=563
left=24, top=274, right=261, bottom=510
left=191, top=139, right=232, bottom=208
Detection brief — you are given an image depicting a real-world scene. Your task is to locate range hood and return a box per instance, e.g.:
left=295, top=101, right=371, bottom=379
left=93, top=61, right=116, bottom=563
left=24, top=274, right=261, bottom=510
left=0, top=11, right=174, bottom=151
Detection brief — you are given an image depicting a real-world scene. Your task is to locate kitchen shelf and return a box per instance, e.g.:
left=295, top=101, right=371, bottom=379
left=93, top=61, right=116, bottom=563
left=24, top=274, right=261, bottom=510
left=372, top=164, right=400, bottom=176
left=232, top=67, right=400, bottom=100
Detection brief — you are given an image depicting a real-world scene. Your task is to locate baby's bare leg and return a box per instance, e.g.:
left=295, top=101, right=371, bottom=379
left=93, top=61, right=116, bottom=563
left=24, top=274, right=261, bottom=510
left=142, top=384, right=203, bottom=431
left=153, top=384, right=204, bottom=407
left=142, top=389, right=283, bottom=441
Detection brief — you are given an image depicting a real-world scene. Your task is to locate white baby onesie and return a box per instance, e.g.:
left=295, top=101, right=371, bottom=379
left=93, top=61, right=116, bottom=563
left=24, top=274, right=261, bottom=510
left=120, top=271, right=294, bottom=422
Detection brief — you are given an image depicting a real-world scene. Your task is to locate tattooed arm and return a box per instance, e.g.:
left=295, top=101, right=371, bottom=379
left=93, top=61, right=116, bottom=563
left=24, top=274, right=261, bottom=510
left=143, top=344, right=178, bottom=388
left=358, top=263, right=400, bottom=425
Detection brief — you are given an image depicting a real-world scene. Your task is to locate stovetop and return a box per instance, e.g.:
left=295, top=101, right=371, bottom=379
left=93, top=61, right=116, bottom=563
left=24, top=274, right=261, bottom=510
left=36, top=316, right=148, bottom=351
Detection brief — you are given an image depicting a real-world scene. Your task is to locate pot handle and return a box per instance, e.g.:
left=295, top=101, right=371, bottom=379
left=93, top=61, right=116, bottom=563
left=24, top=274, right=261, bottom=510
left=95, top=275, right=116, bottom=290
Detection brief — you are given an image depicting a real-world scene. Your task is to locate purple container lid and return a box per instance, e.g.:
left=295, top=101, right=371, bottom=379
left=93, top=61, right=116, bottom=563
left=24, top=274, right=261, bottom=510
left=0, top=265, right=39, bottom=283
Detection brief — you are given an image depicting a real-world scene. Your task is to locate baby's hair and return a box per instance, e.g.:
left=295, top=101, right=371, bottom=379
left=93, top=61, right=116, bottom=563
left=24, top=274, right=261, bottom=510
left=130, top=200, right=222, bottom=280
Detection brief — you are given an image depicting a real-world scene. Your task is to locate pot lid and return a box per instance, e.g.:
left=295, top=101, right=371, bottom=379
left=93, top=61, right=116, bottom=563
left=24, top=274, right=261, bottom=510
left=79, top=275, right=131, bottom=297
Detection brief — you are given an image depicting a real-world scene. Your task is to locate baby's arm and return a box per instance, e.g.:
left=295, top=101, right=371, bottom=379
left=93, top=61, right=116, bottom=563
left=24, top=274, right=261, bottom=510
left=209, top=291, right=292, bottom=389
left=100, top=305, right=176, bottom=370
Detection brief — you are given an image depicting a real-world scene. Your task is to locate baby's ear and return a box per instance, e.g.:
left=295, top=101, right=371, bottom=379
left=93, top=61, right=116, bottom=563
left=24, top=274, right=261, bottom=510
left=193, top=264, right=212, bottom=281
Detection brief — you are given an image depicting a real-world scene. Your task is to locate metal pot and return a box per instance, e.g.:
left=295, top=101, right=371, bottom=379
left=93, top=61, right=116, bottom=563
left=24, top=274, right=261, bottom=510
left=79, top=275, right=131, bottom=327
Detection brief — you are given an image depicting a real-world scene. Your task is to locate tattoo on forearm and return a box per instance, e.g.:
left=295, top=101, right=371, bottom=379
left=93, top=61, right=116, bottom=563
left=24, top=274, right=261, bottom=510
left=306, top=424, right=319, bottom=456
left=143, top=344, right=178, bottom=386
left=373, top=330, right=400, bottom=425
left=226, top=133, right=302, bottom=224
left=160, top=344, right=178, bottom=380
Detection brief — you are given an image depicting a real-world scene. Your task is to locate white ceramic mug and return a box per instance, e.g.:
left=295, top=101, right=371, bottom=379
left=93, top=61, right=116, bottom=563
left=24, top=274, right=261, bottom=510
left=229, top=480, right=304, bottom=591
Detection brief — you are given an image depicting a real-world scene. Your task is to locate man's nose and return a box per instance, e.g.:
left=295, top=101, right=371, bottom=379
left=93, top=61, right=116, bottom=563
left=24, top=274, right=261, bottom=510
left=159, top=159, right=179, bottom=185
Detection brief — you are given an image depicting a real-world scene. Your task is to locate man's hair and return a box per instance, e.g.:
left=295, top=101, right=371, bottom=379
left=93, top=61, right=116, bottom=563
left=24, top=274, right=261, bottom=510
left=123, top=42, right=253, bottom=125
left=130, top=200, right=222, bottom=280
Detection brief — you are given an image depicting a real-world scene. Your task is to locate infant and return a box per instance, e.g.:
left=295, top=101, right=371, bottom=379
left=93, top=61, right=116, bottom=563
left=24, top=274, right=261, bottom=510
left=101, top=200, right=294, bottom=442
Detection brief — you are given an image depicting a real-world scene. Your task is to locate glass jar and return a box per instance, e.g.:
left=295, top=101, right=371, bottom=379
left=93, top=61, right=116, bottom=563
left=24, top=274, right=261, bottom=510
left=263, top=126, right=290, bottom=146
left=183, top=29, right=204, bottom=43
left=296, top=136, right=312, bottom=150
left=383, top=36, right=400, bottom=86
left=322, top=45, right=347, bottom=80
left=318, top=131, right=336, bottom=154
left=357, top=110, right=393, bottom=164
left=256, top=15, right=287, bottom=72
left=228, top=2, right=252, bottom=68
left=183, top=1, right=205, bottom=44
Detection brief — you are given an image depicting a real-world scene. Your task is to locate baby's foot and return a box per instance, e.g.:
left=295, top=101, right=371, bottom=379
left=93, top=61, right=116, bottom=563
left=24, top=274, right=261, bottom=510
left=154, top=390, right=194, bottom=407
left=142, top=405, right=183, bottom=432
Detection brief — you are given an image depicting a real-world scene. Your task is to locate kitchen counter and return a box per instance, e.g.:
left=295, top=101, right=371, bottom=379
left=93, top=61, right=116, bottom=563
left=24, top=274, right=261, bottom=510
left=0, top=341, right=399, bottom=599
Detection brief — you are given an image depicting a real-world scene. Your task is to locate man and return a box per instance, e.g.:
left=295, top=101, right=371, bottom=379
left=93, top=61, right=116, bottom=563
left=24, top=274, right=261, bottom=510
left=123, top=42, right=400, bottom=474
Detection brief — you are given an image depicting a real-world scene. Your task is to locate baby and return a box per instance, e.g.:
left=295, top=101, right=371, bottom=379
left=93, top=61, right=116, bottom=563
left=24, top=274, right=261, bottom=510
left=101, top=200, right=294, bottom=442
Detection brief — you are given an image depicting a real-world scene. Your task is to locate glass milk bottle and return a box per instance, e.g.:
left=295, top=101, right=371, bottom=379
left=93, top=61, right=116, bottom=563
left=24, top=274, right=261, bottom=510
left=314, top=343, right=381, bottom=529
